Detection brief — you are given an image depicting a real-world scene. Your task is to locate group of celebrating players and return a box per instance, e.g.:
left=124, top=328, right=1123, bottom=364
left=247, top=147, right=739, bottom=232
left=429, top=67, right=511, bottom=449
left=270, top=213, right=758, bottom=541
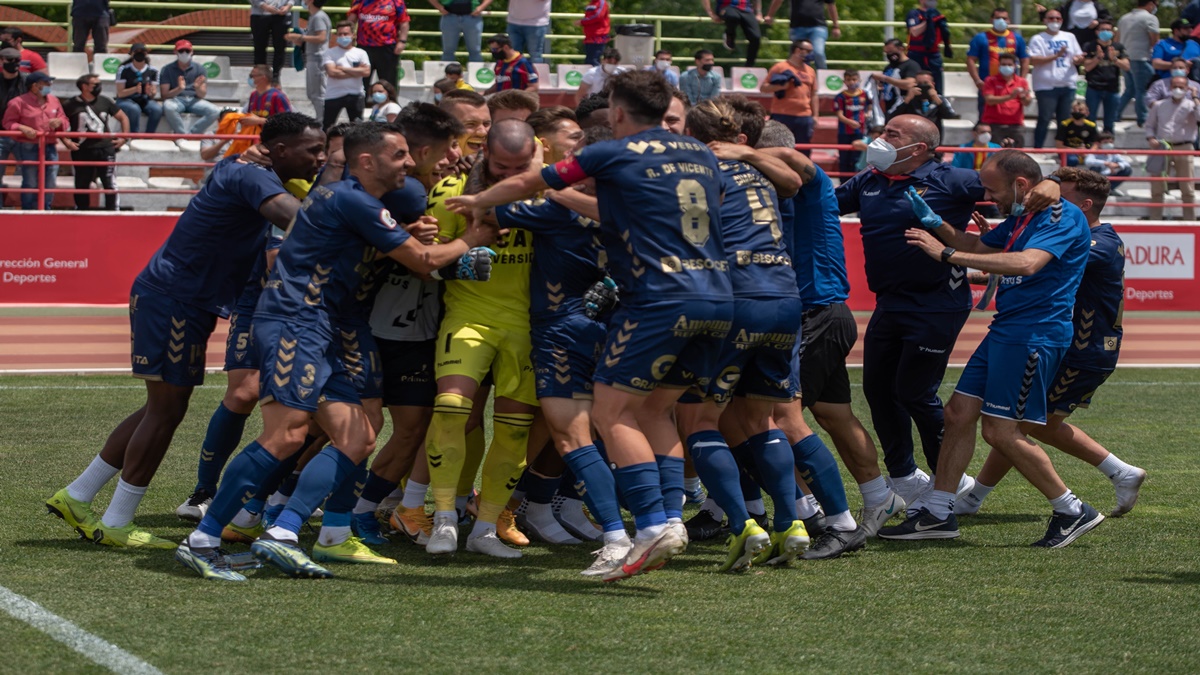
left=43, top=67, right=1146, bottom=583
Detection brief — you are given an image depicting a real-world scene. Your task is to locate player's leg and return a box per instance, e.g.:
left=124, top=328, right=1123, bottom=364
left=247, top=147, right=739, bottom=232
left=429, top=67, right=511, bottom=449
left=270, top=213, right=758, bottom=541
left=178, top=365, right=259, bottom=522
left=860, top=309, right=928, bottom=500
left=1029, top=418, right=1146, bottom=517
left=465, top=395, right=534, bottom=558
left=49, top=406, right=143, bottom=540
left=457, top=383, right=490, bottom=519
left=517, top=437, right=579, bottom=544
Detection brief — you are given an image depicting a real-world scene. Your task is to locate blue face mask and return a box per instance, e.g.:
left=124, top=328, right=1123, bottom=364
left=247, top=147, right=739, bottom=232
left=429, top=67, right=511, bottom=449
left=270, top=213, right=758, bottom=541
left=337, top=36, right=353, bottom=48
left=1010, top=182, right=1025, bottom=217
left=247, top=76, right=256, bottom=87
left=999, top=65, right=1016, bottom=76
left=1098, top=30, right=1114, bottom=41
left=993, top=18, right=1008, bottom=32
left=372, top=91, right=387, bottom=104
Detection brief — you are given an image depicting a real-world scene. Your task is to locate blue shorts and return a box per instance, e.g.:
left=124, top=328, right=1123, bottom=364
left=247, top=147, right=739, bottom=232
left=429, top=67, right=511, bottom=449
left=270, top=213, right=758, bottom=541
left=222, top=310, right=258, bottom=371
left=255, top=316, right=359, bottom=413
left=682, top=296, right=802, bottom=405
left=337, top=320, right=384, bottom=400
left=954, top=334, right=1067, bottom=425
left=129, top=280, right=218, bottom=387
left=594, top=298, right=734, bottom=395
left=531, top=312, right=606, bottom=400
left=1047, top=365, right=1112, bottom=417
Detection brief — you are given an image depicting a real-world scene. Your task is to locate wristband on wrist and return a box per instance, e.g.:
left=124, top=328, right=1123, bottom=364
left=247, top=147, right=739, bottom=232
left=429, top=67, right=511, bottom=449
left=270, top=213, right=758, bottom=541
left=941, top=247, right=956, bottom=263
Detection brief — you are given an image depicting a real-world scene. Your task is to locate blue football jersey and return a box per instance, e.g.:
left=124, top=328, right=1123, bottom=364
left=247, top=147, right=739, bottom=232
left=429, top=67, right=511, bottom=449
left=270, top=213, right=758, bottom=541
left=231, top=226, right=287, bottom=317
left=715, top=160, right=798, bottom=299
left=980, top=200, right=1092, bottom=345
left=789, top=166, right=850, bottom=307
left=256, top=177, right=412, bottom=327
left=1062, top=223, right=1125, bottom=371
left=136, top=157, right=288, bottom=315
left=496, top=197, right=606, bottom=325
left=542, top=127, right=732, bottom=305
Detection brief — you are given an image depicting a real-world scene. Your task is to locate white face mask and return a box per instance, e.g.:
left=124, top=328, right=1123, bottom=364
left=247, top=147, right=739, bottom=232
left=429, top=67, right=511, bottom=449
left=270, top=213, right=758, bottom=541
left=1101, top=142, right=1115, bottom=149
left=602, top=63, right=618, bottom=74
left=177, top=52, right=192, bottom=65
left=655, top=59, right=671, bottom=71
left=977, top=132, right=992, bottom=144
left=866, top=137, right=921, bottom=172
left=1172, top=87, right=1187, bottom=100
left=1046, top=21, right=1061, bottom=33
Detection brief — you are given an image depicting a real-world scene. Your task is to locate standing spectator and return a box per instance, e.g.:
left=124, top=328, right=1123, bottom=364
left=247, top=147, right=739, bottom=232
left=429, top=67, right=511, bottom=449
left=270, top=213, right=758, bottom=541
left=576, top=47, right=626, bottom=103
left=1055, top=99, right=1097, bottom=165
left=832, top=69, right=869, bottom=180
left=250, top=0, right=294, bottom=83
left=645, top=49, right=680, bottom=87
left=894, top=69, right=954, bottom=140
left=1146, top=75, right=1198, bottom=220
left=2, top=73, right=75, bottom=210
left=1081, top=19, right=1127, bottom=132
left=430, top=0, right=491, bottom=63
left=1054, top=0, right=1111, bottom=47
left=484, top=34, right=539, bottom=93
left=1116, top=0, right=1160, bottom=127
left=349, top=0, right=410, bottom=87
left=1151, top=19, right=1200, bottom=79
left=285, top=0, right=331, bottom=120
left=0, top=46, right=27, bottom=199
left=114, top=44, right=161, bottom=133
left=64, top=73, right=129, bottom=210
left=0, top=28, right=48, bottom=75
left=506, top=0, right=551, bottom=64
left=1147, top=57, right=1200, bottom=105
left=323, top=21, right=371, bottom=128
left=967, top=9, right=1029, bottom=116
left=1028, top=9, right=1083, bottom=148
left=981, top=52, right=1032, bottom=147
left=873, top=39, right=920, bottom=120
left=680, top=49, right=721, bottom=105
left=243, top=64, right=293, bottom=128
left=951, top=122, right=1001, bottom=171
left=160, top=40, right=221, bottom=137
left=761, top=40, right=818, bottom=151
left=579, top=0, right=611, bottom=66
left=1083, top=131, right=1131, bottom=178
left=70, top=0, right=110, bottom=54
left=904, top=0, right=952, bottom=102
left=764, top=0, right=840, bottom=69
left=365, top=80, right=401, bottom=121
left=702, top=0, right=763, bottom=67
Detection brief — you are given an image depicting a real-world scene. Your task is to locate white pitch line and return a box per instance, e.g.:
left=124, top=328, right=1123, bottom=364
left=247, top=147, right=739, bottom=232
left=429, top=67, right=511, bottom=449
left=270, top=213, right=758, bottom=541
left=0, top=585, right=162, bottom=675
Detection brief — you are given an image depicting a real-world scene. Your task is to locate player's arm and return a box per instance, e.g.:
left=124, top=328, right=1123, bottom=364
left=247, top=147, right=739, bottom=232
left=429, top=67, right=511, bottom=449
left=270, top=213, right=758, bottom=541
left=546, top=188, right=601, bottom=221
left=257, top=192, right=303, bottom=229
left=708, top=141, right=801, bottom=197
left=758, top=145, right=817, bottom=185
left=908, top=228, right=1054, bottom=276
left=444, top=165, right=552, bottom=217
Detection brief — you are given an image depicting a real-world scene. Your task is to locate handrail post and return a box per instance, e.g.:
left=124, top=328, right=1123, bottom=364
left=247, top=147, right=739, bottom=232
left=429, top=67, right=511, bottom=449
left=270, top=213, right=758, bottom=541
left=655, top=19, right=662, bottom=56
left=36, top=132, right=46, bottom=211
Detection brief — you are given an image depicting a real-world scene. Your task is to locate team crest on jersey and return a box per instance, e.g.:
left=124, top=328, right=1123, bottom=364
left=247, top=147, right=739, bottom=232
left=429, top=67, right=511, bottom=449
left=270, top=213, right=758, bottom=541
left=379, top=208, right=398, bottom=229
left=911, top=187, right=929, bottom=197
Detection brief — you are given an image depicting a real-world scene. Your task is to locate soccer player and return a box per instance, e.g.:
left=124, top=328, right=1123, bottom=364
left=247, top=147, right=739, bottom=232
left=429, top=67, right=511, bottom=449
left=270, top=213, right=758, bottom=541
left=957, top=167, right=1146, bottom=517
left=175, top=122, right=498, bottom=581
left=46, top=113, right=326, bottom=549
left=447, top=70, right=733, bottom=580
left=440, top=89, right=492, bottom=160
left=884, top=149, right=1104, bottom=548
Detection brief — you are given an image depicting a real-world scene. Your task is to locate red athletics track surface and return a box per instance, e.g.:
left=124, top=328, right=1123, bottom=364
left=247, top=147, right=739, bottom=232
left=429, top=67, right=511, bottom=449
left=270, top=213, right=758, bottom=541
left=2, top=311, right=1199, bottom=373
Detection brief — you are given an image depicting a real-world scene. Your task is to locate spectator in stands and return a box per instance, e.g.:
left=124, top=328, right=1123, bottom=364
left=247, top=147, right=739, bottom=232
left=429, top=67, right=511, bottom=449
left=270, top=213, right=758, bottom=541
left=365, top=80, right=401, bottom=121
left=579, top=0, right=611, bottom=66
left=1055, top=99, right=1097, bottom=165
left=0, top=28, right=48, bottom=75
left=250, top=0, right=294, bottom=84
left=576, top=47, right=626, bottom=104
left=160, top=40, right=221, bottom=139
left=323, top=21, right=371, bottom=128
left=433, top=77, right=456, bottom=102
left=833, top=69, right=868, bottom=181
left=894, top=69, right=954, bottom=140
left=242, top=64, right=292, bottom=128
left=1146, top=74, right=1198, bottom=220
left=348, top=0, right=410, bottom=87
left=70, top=0, right=110, bottom=54
left=951, top=121, right=1001, bottom=171
left=852, top=123, right=883, bottom=172
left=64, top=73, right=128, bottom=211
left=575, top=91, right=611, bottom=129
left=114, top=43, right=161, bottom=134
left=444, top=62, right=474, bottom=90
left=904, top=0, right=952, bottom=102
left=198, top=108, right=244, bottom=161
left=646, top=49, right=680, bottom=87
left=967, top=8, right=1029, bottom=116
left=1083, top=130, right=1132, bottom=178
left=873, top=38, right=919, bottom=120
left=506, top=0, right=551, bottom=63
left=761, top=39, right=818, bottom=152
left=1148, top=57, right=1200, bottom=105
left=680, top=49, right=721, bottom=105
left=1152, top=19, right=1200, bottom=79
left=1116, top=0, right=1160, bottom=127
left=1037, top=0, right=1111, bottom=47
left=981, top=52, right=1032, bottom=148
left=702, top=0, right=763, bottom=67
left=285, top=0, right=331, bottom=120
left=1082, top=19, right=1127, bottom=133
left=764, top=0, right=840, bottom=69
left=1029, top=9, right=1084, bottom=148
left=488, top=88, right=539, bottom=122
left=0, top=46, right=27, bottom=198
left=2, top=72, right=74, bottom=210
left=430, top=0, right=490, bottom=62
left=484, top=34, right=539, bottom=93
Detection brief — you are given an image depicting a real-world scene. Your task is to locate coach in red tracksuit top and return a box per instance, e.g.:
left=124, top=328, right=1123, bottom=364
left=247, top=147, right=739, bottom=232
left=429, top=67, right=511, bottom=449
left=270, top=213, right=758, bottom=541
left=349, top=0, right=410, bottom=88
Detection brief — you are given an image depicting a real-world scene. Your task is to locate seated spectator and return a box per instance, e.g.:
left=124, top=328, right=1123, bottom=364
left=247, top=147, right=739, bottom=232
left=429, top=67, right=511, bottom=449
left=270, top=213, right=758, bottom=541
left=114, top=43, right=162, bottom=133
left=576, top=46, right=626, bottom=103
left=433, top=77, right=457, bottom=103
left=0, top=27, right=48, bottom=75
left=485, top=33, right=539, bottom=93
left=1147, top=57, right=1200, bottom=105
left=64, top=73, right=129, bottom=211
left=894, top=69, right=954, bottom=139
left=199, top=108, right=244, bottom=162
left=1, top=72, right=76, bottom=210
left=951, top=121, right=1001, bottom=171
left=981, top=52, right=1032, bottom=147
left=323, top=21, right=371, bottom=129
left=444, top=62, right=474, bottom=90
left=1055, top=99, right=1097, bottom=165
left=645, top=49, right=680, bottom=87
left=160, top=40, right=221, bottom=138
left=1146, top=76, right=1199, bottom=220
left=242, top=64, right=292, bottom=129
left=365, top=80, right=401, bottom=121
left=488, top=88, right=539, bottom=122
left=1083, top=131, right=1132, bottom=183
left=681, top=49, right=721, bottom=105
left=579, top=0, right=611, bottom=66
left=1151, top=19, right=1200, bottom=79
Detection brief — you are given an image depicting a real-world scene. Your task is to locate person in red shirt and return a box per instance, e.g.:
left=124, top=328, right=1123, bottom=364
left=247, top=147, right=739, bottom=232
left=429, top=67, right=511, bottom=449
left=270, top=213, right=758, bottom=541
left=579, top=0, right=611, bottom=66
left=0, top=27, right=48, bottom=75
left=348, top=0, right=410, bottom=88
left=2, top=72, right=77, bottom=210
left=981, top=52, right=1033, bottom=147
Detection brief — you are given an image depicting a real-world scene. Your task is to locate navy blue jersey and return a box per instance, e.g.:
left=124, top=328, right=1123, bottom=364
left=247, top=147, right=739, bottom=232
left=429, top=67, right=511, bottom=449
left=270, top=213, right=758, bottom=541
left=496, top=197, right=606, bottom=325
left=257, top=177, right=411, bottom=327
left=789, top=166, right=850, bottom=307
left=836, top=161, right=982, bottom=312
left=232, top=227, right=287, bottom=316
left=1062, top=222, right=1125, bottom=370
left=135, top=157, right=287, bottom=315
left=980, top=200, right=1091, bottom=345
left=715, top=160, right=798, bottom=299
left=542, top=127, right=732, bottom=305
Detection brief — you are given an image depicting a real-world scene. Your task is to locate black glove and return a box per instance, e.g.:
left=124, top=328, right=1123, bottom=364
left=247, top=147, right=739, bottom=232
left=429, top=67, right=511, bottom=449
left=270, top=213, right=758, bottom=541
left=583, top=276, right=619, bottom=319
left=944, top=44, right=954, bottom=59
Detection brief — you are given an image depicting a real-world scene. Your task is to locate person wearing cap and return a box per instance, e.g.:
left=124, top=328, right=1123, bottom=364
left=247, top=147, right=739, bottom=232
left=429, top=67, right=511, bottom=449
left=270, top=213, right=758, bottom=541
left=115, top=43, right=162, bottom=133
left=0, top=27, right=49, bottom=75
left=2, top=72, right=77, bottom=210
left=70, top=0, right=111, bottom=54
left=64, top=73, right=130, bottom=210
left=160, top=40, right=221, bottom=137
left=0, top=46, right=27, bottom=202
left=1151, top=19, right=1200, bottom=79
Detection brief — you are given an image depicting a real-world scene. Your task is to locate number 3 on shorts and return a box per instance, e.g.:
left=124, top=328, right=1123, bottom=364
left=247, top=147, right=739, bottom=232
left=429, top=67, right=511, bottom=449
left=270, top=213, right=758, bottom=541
left=676, top=178, right=711, bottom=246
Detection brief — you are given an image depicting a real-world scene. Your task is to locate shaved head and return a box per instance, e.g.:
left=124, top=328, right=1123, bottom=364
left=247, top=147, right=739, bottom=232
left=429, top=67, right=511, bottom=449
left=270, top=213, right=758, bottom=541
left=485, top=118, right=536, bottom=156
left=892, top=114, right=941, bottom=151
left=878, top=114, right=940, bottom=172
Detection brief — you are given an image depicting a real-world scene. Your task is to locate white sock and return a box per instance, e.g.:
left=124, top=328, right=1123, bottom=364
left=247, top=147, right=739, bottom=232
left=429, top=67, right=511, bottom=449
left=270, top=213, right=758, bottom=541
left=826, top=510, right=857, bottom=532
left=526, top=501, right=556, bottom=521
left=401, top=480, right=429, bottom=510
left=683, top=476, right=701, bottom=493
left=101, top=479, right=146, bottom=528
left=266, top=490, right=289, bottom=507
left=805, top=494, right=820, bottom=513
left=699, top=496, right=725, bottom=521
left=890, top=470, right=920, bottom=492
left=745, top=498, right=765, bottom=515
left=386, top=487, right=404, bottom=499
left=964, top=481, right=995, bottom=506
left=187, top=529, right=221, bottom=549
left=434, top=509, right=457, bottom=522
left=470, top=520, right=497, bottom=537
left=602, top=529, right=630, bottom=545
left=924, top=489, right=956, bottom=520
left=231, top=508, right=262, bottom=528
left=352, top=497, right=378, bottom=516
left=667, top=516, right=683, bottom=525
left=1097, top=453, right=1134, bottom=481
left=317, top=524, right=351, bottom=546
left=634, top=523, right=665, bottom=542
left=858, top=476, right=891, bottom=508
left=66, top=455, right=120, bottom=502
left=265, top=525, right=299, bottom=543
left=795, top=496, right=818, bottom=519
left=1049, top=489, right=1084, bottom=516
